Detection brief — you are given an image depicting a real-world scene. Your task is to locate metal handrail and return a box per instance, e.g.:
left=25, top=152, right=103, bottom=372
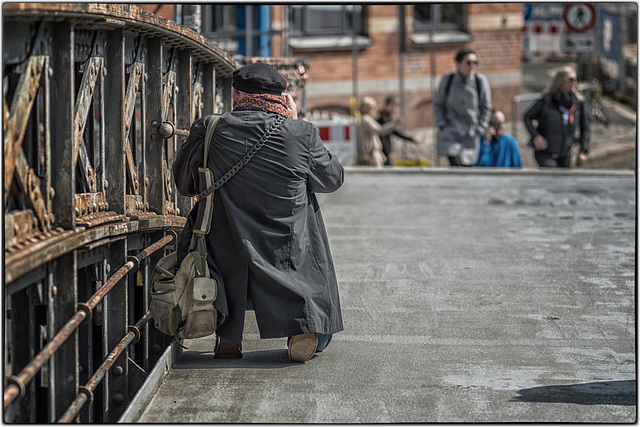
left=3, top=234, right=174, bottom=409
left=57, top=311, right=153, bottom=423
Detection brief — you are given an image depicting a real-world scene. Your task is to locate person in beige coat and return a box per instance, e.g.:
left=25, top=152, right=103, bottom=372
left=356, top=96, right=397, bottom=167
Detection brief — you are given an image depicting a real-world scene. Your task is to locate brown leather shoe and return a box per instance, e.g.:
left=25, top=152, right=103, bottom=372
left=214, top=336, right=242, bottom=358
left=287, top=333, right=318, bottom=362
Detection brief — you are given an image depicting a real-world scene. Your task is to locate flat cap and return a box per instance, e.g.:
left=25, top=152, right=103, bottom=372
left=232, top=62, right=287, bottom=95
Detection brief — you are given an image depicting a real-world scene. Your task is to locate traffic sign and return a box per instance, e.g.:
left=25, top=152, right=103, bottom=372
left=563, top=3, right=597, bottom=33
left=564, top=33, right=596, bottom=53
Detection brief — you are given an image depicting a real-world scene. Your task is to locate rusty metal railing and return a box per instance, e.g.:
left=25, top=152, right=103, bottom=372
left=3, top=234, right=173, bottom=410
left=57, top=312, right=152, bottom=423
left=3, top=3, right=237, bottom=423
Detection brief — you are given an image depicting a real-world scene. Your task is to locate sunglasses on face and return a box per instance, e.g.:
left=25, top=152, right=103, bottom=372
left=466, top=61, right=478, bottom=66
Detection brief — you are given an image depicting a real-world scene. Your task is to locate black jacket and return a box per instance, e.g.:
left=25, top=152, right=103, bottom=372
left=523, top=91, right=589, bottom=157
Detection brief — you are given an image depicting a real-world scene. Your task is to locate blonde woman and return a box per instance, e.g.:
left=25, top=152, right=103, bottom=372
left=356, top=96, right=397, bottom=167
left=524, top=66, right=590, bottom=167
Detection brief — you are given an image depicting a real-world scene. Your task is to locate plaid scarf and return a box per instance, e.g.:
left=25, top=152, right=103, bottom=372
left=235, top=93, right=294, bottom=119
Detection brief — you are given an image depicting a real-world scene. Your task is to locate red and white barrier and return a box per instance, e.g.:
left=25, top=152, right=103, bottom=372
left=524, top=21, right=577, bottom=60
left=313, top=120, right=357, bottom=166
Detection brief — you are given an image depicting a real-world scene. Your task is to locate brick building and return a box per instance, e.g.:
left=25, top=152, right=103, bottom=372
left=270, top=4, right=523, bottom=127
left=141, top=4, right=523, bottom=127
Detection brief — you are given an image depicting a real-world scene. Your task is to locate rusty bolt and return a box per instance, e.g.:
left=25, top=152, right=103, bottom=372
left=113, top=365, right=124, bottom=376
left=159, top=121, right=175, bottom=139
left=113, top=393, right=125, bottom=406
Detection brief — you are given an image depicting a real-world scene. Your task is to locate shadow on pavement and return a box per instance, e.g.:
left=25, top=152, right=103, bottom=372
left=173, top=348, right=315, bottom=369
left=513, top=380, right=636, bottom=406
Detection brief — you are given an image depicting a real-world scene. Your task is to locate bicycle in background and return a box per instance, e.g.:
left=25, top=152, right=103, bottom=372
left=578, top=78, right=611, bottom=127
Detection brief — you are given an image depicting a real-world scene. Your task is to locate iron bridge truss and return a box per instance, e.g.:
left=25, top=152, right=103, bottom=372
left=3, top=3, right=237, bottom=423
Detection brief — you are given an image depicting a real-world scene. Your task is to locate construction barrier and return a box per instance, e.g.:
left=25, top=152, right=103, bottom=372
left=523, top=3, right=577, bottom=61
left=313, top=120, right=357, bottom=166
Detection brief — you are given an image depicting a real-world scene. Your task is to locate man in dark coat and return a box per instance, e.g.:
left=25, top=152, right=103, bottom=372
left=172, top=62, right=344, bottom=362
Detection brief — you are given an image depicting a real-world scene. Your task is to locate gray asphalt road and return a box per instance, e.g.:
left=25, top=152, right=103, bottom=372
left=131, top=169, right=636, bottom=423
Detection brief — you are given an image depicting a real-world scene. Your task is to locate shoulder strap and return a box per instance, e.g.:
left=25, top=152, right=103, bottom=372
left=475, top=74, right=482, bottom=101
left=444, top=73, right=482, bottom=102
left=444, top=73, right=454, bottom=100
left=192, top=114, right=222, bottom=238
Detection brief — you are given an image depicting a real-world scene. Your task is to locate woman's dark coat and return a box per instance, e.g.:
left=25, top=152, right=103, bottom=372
left=173, top=108, right=344, bottom=343
left=523, top=92, right=590, bottom=158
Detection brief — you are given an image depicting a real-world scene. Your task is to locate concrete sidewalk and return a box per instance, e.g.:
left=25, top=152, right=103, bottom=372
left=130, top=169, right=636, bottom=423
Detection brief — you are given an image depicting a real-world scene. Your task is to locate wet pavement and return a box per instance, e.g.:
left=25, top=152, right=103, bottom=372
left=125, top=168, right=636, bottom=423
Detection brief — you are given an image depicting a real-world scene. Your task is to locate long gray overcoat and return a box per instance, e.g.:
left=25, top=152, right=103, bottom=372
left=433, top=72, right=492, bottom=165
left=173, top=107, right=344, bottom=343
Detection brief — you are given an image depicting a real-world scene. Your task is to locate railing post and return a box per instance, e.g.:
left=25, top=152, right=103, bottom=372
left=103, top=239, right=128, bottom=422
left=49, top=21, right=75, bottom=230
left=48, top=253, right=78, bottom=421
left=202, top=62, right=216, bottom=115
left=104, top=28, right=126, bottom=215
left=176, top=49, right=194, bottom=219
left=146, top=38, right=164, bottom=216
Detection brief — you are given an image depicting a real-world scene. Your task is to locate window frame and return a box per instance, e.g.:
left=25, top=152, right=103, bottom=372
left=411, top=4, right=472, bottom=45
left=288, top=5, right=372, bottom=51
left=289, top=5, right=367, bottom=38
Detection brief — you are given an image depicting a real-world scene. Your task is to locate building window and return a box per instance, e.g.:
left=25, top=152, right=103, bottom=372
left=288, top=5, right=372, bottom=51
left=411, top=4, right=471, bottom=45
left=201, top=5, right=239, bottom=53
left=413, top=4, right=464, bottom=31
left=200, top=5, right=271, bottom=57
left=290, top=5, right=366, bottom=37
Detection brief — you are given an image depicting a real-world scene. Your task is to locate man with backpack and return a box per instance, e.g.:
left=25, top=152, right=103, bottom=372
left=172, top=62, right=344, bottom=362
left=433, top=48, right=492, bottom=166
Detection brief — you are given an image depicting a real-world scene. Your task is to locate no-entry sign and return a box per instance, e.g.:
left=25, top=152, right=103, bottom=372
left=563, top=3, right=596, bottom=33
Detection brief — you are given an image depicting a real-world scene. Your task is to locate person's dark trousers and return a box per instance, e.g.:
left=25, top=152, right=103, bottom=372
left=381, top=137, right=393, bottom=165
left=448, top=155, right=462, bottom=166
left=447, top=155, right=473, bottom=167
left=535, top=150, right=571, bottom=168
